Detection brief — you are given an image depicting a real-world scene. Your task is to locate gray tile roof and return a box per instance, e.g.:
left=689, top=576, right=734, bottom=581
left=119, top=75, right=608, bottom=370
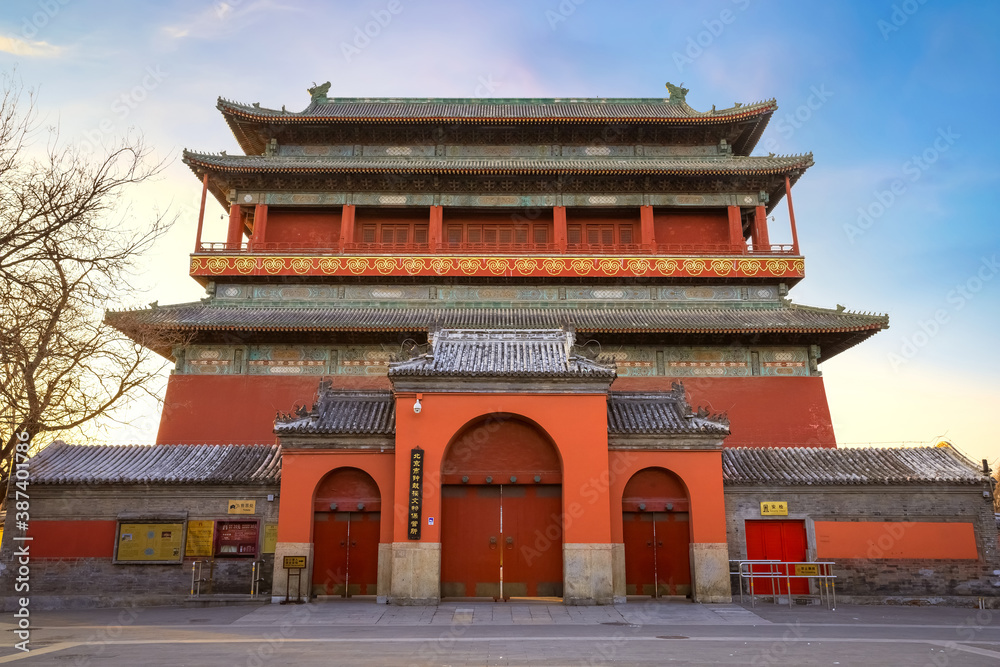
left=388, top=329, right=615, bottom=378
left=107, top=302, right=887, bottom=360
left=218, top=97, right=777, bottom=122
left=275, top=389, right=395, bottom=435
left=607, top=390, right=729, bottom=435
left=183, top=151, right=812, bottom=177
left=28, top=442, right=281, bottom=485
left=722, top=446, right=985, bottom=486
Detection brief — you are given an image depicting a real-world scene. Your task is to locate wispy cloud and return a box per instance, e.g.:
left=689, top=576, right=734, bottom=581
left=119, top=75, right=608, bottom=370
left=161, top=0, right=300, bottom=40
left=0, top=35, right=64, bottom=58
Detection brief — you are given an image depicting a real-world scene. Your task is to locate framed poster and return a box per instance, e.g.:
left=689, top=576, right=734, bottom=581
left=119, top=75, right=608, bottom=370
left=185, top=520, right=215, bottom=557
left=215, top=520, right=260, bottom=557
left=115, top=522, right=185, bottom=563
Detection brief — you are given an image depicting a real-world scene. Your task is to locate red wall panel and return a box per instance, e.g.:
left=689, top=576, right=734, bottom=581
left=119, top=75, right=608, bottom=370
left=612, top=376, right=836, bottom=447
left=815, top=521, right=979, bottom=560
left=653, top=208, right=730, bottom=245
left=29, top=520, right=117, bottom=558
left=157, top=374, right=389, bottom=444
left=264, top=208, right=340, bottom=246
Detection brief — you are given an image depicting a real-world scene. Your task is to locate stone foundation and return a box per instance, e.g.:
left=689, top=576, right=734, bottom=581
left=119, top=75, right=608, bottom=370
left=388, top=542, right=440, bottom=605
left=270, top=542, right=313, bottom=603
left=563, top=543, right=615, bottom=605
left=690, top=542, right=731, bottom=603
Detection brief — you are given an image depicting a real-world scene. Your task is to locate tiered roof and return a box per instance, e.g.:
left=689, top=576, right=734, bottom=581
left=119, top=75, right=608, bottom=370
left=107, top=300, right=888, bottom=360
left=217, top=93, right=778, bottom=156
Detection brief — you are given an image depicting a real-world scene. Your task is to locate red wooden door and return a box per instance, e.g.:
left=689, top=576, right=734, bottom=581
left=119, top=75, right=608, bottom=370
left=745, top=520, right=808, bottom=594
left=441, top=485, right=501, bottom=598
left=502, top=485, right=563, bottom=598
left=441, top=485, right=563, bottom=599
left=312, top=511, right=380, bottom=596
left=623, top=512, right=691, bottom=596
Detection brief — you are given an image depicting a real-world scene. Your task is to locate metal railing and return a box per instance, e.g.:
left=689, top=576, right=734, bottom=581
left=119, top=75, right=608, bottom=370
left=190, top=560, right=209, bottom=596
left=731, top=559, right=837, bottom=610
left=250, top=560, right=265, bottom=597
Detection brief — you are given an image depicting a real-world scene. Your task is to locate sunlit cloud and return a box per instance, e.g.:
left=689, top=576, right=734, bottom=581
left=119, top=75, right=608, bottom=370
left=0, top=35, right=64, bottom=58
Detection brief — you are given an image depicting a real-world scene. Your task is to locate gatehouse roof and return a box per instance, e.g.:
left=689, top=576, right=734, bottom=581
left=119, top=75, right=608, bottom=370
left=28, top=442, right=281, bottom=485
left=722, top=446, right=986, bottom=486
left=387, top=328, right=616, bottom=378
left=274, top=389, right=395, bottom=435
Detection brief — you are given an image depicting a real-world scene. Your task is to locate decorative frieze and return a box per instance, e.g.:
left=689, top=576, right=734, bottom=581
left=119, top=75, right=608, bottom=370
left=191, top=255, right=805, bottom=280
left=176, top=343, right=812, bottom=378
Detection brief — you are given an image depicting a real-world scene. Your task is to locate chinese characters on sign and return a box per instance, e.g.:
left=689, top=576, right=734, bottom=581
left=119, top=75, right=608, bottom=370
left=408, top=448, right=423, bottom=540
left=759, top=501, right=789, bottom=516
left=228, top=499, right=256, bottom=515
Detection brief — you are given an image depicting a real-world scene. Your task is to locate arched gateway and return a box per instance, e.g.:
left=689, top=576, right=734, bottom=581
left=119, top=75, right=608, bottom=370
left=622, top=467, right=691, bottom=597
left=312, top=467, right=381, bottom=597
left=440, top=415, right=563, bottom=599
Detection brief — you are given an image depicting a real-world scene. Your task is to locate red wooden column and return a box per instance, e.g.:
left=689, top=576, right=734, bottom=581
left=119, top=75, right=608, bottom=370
left=194, top=172, right=209, bottom=252
left=553, top=206, right=567, bottom=252
left=339, top=204, right=356, bottom=250
left=429, top=205, right=443, bottom=251
left=249, top=204, right=268, bottom=249
left=726, top=205, right=744, bottom=254
left=753, top=205, right=770, bottom=250
left=639, top=205, right=654, bottom=251
left=226, top=204, right=243, bottom=248
left=784, top=175, right=800, bottom=255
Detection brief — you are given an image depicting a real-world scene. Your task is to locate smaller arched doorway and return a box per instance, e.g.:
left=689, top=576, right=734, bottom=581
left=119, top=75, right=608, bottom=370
left=312, top=467, right=381, bottom=597
left=622, top=467, right=691, bottom=597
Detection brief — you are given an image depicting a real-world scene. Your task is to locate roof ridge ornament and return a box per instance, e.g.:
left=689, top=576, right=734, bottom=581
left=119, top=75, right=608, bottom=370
left=308, top=81, right=331, bottom=104
left=664, top=82, right=689, bottom=106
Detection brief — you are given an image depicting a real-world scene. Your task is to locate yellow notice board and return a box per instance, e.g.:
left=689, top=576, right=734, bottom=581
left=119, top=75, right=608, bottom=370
left=795, top=564, right=819, bottom=576
left=117, top=523, right=184, bottom=562
left=760, top=501, right=788, bottom=516
left=185, top=520, right=215, bottom=557
left=262, top=523, right=278, bottom=554
left=228, top=499, right=256, bottom=515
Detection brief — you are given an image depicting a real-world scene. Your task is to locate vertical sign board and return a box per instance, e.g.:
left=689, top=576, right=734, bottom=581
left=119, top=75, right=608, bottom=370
left=408, top=448, right=423, bottom=540
left=185, top=520, right=215, bottom=557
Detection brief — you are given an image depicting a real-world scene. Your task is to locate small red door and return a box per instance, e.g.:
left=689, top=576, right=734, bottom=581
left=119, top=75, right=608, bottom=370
left=502, top=485, right=563, bottom=598
left=623, top=512, right=691, bottom=596
left=745, top=520, right=808, bottom=594
left=312, top=511, right=380, bottom=596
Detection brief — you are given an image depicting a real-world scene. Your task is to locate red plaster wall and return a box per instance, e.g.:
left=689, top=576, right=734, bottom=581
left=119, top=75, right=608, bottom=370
left=156, top=374, right=390, bottom=445
left=29, top=520, right=117, bottom=558
left=264, top=208, right=341, bottom=246
left=815, top=521, right=979, bottom=560
left=652, top=208, right=730, bottom=245
left=608, top=451, right=727, bottom=544
left=157, top=375, right=835, bottom=447
left=392, top=393, right=611, bottom=545
left=612, top=376, right=837, bottom=447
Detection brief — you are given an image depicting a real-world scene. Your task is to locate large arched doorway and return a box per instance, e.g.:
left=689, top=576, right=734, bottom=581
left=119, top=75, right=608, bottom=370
left=440, top=414, right=563, bottom=599
left=622, top=467, right=691, bottom=597
left=312, top=467, right=381, bottom=597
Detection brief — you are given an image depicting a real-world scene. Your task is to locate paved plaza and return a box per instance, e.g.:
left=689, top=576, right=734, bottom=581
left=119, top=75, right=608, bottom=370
left=1, top=599, right=998, bottom=665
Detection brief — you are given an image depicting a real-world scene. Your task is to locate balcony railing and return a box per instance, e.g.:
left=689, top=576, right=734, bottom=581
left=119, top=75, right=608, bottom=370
left=195, top=241, right=798, bottom=256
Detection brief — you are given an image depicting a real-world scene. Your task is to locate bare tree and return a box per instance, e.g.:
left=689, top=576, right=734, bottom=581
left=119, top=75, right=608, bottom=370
left=0, top=74, right=177, bottom=485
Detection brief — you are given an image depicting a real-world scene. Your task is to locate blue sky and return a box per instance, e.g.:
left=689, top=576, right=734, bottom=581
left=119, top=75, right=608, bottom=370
left=2, top=0, right=998, bottom=465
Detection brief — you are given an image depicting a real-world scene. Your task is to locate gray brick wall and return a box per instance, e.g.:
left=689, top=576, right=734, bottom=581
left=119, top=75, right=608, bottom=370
left=724, top=484, right=1000, bottom=600
left=1, top=482, right=280, bottom=607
